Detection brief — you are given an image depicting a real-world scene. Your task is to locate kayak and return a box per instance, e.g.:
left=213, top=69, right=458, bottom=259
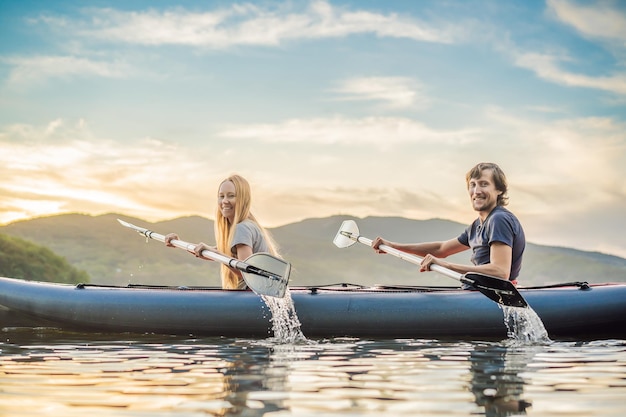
left=0, top=276, right=624, bottom=340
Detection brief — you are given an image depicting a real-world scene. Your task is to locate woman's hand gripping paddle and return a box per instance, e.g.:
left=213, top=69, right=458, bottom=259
left=118, top=219, right=290, bottom=298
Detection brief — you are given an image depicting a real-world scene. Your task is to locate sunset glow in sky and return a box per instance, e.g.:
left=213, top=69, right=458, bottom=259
left=1, top=0, right=625, bottom=257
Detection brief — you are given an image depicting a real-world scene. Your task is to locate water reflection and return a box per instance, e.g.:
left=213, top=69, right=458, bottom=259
left=469, top=344, right=535, bottom=416
left=0, top=329, right=234, bottom=416
left=0, top=328, right=624, bottom=416
left=249, top=338, right=479, bottom=414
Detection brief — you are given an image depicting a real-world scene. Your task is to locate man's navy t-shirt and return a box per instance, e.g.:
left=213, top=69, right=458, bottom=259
left=457, top=206, right=525, bottom=280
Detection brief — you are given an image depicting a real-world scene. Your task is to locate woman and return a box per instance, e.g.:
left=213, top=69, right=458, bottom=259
left=165, top=174, right=280, bottom=290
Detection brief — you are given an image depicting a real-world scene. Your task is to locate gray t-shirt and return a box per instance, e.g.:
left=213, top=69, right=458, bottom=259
left=457, top=206, right=526, bottom=280
left=230, top=220, right=270, bottom=257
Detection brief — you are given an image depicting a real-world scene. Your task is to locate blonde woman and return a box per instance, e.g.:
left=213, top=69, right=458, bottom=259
left=165, top=174, right=279, bottom=290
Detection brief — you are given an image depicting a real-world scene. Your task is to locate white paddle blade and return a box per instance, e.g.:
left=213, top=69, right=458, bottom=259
left=333, top=220, right=360, bottom=248
left=117, top=218, right=149, bottom=235
left=243, top=253, right=291, bottom=298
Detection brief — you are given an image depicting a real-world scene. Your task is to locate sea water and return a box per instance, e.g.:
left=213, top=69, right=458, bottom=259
left=1, top=331, right=624, bottom=417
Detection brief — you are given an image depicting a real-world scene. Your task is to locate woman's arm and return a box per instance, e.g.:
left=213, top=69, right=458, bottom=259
left=233, top=243, right=253, bottom=261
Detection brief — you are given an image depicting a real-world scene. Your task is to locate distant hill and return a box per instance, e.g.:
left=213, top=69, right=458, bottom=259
left=0, top=233, right=88, bottom=283
left=1, top=213, right=625, bottom=287
left=0, top=213, right=219, bottom=286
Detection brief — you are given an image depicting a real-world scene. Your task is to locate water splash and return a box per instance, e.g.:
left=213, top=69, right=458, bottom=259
left=261, top=289, right=307, bottom=344
left=500, top=305, right=551, bottom=345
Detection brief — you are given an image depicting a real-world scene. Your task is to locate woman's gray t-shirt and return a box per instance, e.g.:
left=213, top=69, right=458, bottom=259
left=230, top=220, right=270, bottom=256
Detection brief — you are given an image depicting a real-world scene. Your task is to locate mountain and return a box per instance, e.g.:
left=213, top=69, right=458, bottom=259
left=1, top=213, right=625, bottom=287
left=0, top=213, right=219, bottom=286
left=0, top=233, right=88, bottom=283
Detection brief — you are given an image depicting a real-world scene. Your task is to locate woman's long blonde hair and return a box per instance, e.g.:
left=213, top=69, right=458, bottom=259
left=214, top=174, right=279, bottom=289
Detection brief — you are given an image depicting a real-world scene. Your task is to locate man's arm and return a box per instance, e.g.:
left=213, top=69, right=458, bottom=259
left=424, top=241, right=512, bottom=279
left=372, top=237, right=468, bottom=258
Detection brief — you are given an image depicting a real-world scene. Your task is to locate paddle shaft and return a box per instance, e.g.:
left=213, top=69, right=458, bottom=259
left=120, top=220, right=279, bottom=280
left=343, top=232, right=466, bottom=282
left=145, top=229, right=255, bottom=272
left=335, top=220, right=526, bottom=307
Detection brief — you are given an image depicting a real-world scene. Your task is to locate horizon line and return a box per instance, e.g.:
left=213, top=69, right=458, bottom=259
left=2, top=211, right=625, bottom=260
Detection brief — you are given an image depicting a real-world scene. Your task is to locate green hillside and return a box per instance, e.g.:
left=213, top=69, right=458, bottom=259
left=0, top=233, right=88, bottom=283
left=1, top=213, right=625, bottom=287
left=0, top=213, right=219, bottom=286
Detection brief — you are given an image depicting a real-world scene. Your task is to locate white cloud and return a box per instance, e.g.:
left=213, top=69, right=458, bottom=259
left=36, top=1, right=460, bottom=48
left=331, top=76, right=428, bottom=109
left=547, top=0, right=626, bottom=42
left=1, top=113, right=625, bottom=257
left=0, top=118, right=92, bottom=143
left=45, top=118, right=64, bottom=135
left=514, top=51, right=626, bottom=95
left=481, top=107, right=626, bottom=212
left=0, top=120, right=216, bottom=223
left=218, top=116, right=479, bottom=146
left=4, top=55, right=131, bottom=85
left=490, top=1, right=626, bottom=96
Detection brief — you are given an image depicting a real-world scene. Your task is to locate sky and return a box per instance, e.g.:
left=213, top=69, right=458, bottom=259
left=0, top=0, right=625, bottom=258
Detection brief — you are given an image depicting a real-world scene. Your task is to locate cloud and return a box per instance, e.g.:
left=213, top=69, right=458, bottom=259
left=217, top=116, right=480, bottom=146
left=3, top=55, right=132, bottom=85
left=0, top=120, right=217, bottom=223
left=0, top=118, right=92, bottom=144
left=252, top=184, right=461, bottom=228
left=547, top=0, right=626, bottom=42
left=481, top=107, right=626, bottom=212
left=34, top=1, right=460, bottom=48
left=488, top=1, right=626, bottom=96
left=1, top=112, right=625, bottom=256
left=514, top=51, right=626, bottom=94
left=331, top=76, right=428, bottom=109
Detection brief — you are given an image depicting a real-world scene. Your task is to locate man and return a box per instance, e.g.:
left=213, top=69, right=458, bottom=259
left=372, top=162, right=525, bottom=285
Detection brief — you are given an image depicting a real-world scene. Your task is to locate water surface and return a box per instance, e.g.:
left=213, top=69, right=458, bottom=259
left=1, top=328, right=625, bottom=416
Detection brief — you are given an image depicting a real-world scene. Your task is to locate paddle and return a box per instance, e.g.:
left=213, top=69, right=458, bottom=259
left=333, top=220, right=528, bottom=308
left=117, top=219, right=290, bottom=298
